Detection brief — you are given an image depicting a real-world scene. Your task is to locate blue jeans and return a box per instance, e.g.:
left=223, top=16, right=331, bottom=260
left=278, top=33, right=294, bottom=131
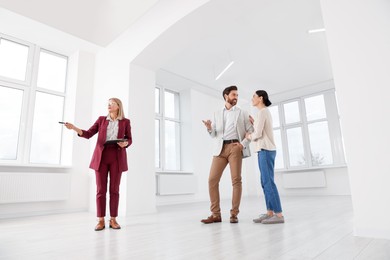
left=258, top=149, right=282, bottom=213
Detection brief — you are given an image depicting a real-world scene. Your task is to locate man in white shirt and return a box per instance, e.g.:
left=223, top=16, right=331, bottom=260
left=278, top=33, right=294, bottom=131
left=201, top=86, right=253, bottom=224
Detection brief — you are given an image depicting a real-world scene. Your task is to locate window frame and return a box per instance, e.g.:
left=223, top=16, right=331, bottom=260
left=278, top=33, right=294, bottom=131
left=0, top=33, right=68, bottom=166
left=0, top=34, right=35, bottom=86
left=155, top=86, right=182, bottom=171
left=275, top=89, right=346, bottom=171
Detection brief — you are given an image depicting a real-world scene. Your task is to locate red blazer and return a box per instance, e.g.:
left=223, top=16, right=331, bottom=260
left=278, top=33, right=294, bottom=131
left=80, top=116, right=132, bottom=172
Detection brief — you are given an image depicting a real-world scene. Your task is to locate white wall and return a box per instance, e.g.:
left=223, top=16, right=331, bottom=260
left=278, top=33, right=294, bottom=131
left=278, top=167, right=350, bottom=196
left=0, top=9, right=98, bottom=218
left=0, top=0, right=212, bottom=218
left=0, top=0, right=358, bottom=219
left=84, top=0, right=211, bottom=119
left=68, top=51, right=96, bottom=214
left=155, top=72, right=352, bottom=207
left=321, top=0, right=390, bottom=239
left=90, top=0, right=211, bottom=213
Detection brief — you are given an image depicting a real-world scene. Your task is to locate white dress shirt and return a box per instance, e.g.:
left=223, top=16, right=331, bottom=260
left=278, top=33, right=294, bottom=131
left=223, top=106, right=239, bottom=140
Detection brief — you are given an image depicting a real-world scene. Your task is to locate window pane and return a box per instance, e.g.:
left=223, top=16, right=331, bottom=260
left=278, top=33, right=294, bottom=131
left=30, top=92, right=64, bottom=164
left=37, top=51, right=67, bottom=92
left=284, top=101, right=300, bottom=124
left=164, top=91, right=178, bottom=119
left=0, top=86, right=23, bottom=160
left=155, top=119, right=160, bottom=168
left=305, top=94, right=327, bottom=121
left=164, top=120, right=180, bottom=170
left=308, top=122, right=333, bottom=166
left=0, top=38, right=29, bottom=81
left=269, top=106, right=280, bottom=128
left=273, top=129, right=284, bottom=169
left=286, top=127, right=305, bottom=167
left=155, top=88, right=160, bottom=114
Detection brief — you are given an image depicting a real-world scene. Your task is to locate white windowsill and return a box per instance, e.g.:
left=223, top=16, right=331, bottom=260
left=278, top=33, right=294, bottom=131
left=156, top=170, right=193, bottom=175
left=0, top=163, right=72, bottom=169
left=275, top=164, right=347, bottom=173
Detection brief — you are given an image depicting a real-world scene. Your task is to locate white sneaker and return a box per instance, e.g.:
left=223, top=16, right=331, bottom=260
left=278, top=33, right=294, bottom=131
left=261, top=215, right=284, bottom=224
left=253, top=214, right=271, bottom=223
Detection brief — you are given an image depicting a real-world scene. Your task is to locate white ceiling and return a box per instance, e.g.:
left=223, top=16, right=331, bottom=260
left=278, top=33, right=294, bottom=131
left=133, top=0, right=333, bottom=97
left=0, top=0, right=333, bottom=97
left=0, top=0, right=158, bottom=46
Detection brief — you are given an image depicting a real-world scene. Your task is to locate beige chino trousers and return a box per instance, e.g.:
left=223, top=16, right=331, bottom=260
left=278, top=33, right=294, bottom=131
left=208, top=143, right=243, bottom=217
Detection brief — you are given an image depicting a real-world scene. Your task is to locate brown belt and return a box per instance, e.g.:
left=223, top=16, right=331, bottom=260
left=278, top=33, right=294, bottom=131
left=223, top=139, right=239, bottom=144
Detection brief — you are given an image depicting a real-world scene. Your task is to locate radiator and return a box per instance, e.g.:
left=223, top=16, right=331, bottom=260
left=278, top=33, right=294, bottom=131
left=156, top=174, right=197, bottom=195
left=0, top=173, right=71, bottom=203
left=282, top=170, right=326, bottom=188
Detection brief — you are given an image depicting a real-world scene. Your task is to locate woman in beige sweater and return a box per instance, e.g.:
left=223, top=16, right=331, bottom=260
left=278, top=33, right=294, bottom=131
left=245, top=90, right=284, bottom=224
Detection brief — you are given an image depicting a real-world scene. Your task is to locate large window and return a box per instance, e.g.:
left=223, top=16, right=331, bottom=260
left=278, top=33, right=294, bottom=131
left=271, top=90, right=345, bottom=170
left=0, top=34, right=68, bottom=165
left=155, top=87, right=181, bottom=171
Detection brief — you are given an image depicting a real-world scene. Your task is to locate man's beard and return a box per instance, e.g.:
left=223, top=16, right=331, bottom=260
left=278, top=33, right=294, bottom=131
left=227, top=98, right=237, bottom=106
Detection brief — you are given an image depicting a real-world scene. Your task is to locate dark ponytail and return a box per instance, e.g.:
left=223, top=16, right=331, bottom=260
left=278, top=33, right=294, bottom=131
left=255, top=90, right=272, bottom=106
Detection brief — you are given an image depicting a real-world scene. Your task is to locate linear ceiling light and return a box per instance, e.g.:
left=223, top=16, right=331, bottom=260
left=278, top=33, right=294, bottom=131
left=308, top=28, right=326, bottom=34
left=215, top=61, right=235, bottom=80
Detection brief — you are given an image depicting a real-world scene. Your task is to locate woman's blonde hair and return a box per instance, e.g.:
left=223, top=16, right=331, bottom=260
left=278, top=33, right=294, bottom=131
left=108, top=98, right=125, bottom=119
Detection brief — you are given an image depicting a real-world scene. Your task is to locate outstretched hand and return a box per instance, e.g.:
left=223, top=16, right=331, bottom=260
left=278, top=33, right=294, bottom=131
left=63, top=122, right=82, bottom=136
left=64, top=122, right=74, bottom=130
left=202, top=120, right=212, bottom=131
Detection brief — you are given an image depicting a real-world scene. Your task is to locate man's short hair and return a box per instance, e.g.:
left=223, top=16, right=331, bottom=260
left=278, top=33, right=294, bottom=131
left=222, top=86, right=238, bottom=99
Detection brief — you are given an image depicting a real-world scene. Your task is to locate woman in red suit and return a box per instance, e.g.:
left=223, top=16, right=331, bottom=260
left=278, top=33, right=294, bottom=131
left=65, top=98, right=132, bottom=231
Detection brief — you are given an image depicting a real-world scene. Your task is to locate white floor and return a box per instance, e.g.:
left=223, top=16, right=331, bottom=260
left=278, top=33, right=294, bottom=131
left=0, top=196, right=389, bottom=260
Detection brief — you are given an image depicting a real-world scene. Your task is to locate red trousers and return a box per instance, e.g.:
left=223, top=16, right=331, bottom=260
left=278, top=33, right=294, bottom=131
left=95, top=145, right=123, bottom=217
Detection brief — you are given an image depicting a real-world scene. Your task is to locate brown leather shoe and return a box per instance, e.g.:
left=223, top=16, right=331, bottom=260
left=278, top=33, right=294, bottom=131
left=95, top=220, right=105, bottom=231
left=230, top=215, right=238, bottom=223
left=109, top=219, right=121, bottom=229
left=201, top=215, right=222, bottom=224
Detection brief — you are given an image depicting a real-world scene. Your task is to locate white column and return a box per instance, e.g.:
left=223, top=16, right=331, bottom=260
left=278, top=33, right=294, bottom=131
left=321, top=0, right=390, bottom=239
left=67, top=51, right=96, bottom=213
left=125, top=64, right=157, bottom=214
